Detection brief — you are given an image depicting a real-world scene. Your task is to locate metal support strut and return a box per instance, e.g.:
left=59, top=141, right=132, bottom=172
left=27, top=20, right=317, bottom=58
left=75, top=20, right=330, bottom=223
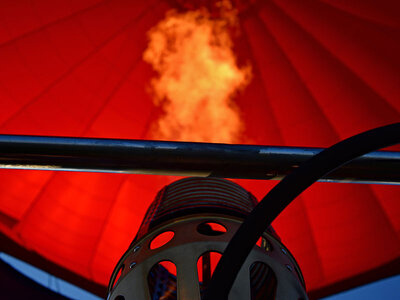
left=0, top=134, right=399, bottom=184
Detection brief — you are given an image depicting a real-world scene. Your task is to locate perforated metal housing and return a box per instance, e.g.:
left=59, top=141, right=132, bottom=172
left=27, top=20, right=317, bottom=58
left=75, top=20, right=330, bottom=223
left=107, top=178, right=308, bottom=300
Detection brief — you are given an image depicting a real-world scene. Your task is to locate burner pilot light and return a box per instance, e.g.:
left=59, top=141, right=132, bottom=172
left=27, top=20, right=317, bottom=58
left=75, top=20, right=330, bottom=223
left=107, top=177, right=308, bottom=299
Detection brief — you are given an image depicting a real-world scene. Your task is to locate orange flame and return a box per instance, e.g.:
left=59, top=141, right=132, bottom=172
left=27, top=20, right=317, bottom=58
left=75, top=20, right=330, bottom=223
left=143, top=4, right=251, bottom=143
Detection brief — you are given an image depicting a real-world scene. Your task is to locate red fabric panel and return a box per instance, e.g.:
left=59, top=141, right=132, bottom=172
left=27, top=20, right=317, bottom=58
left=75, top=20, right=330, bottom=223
left=0, top=0, right=399, bottom=297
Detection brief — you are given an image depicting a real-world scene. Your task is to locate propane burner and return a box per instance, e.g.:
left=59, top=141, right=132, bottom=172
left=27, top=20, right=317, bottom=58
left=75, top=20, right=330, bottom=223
left=107, top=178, right=308, bottom=300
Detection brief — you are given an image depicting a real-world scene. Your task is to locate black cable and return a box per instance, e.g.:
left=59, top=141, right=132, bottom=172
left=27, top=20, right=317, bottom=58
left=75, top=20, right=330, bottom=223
left=203, top=122, right=400, bottom=300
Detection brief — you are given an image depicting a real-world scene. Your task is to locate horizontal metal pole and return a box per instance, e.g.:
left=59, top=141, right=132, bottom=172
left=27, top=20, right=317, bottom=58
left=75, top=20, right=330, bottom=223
left=0, top=135, right=398, bottom=184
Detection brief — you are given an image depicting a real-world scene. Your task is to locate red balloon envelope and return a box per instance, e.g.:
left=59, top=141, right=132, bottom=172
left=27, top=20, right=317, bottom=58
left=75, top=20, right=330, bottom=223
left=0, top=0, right=399, bottom=298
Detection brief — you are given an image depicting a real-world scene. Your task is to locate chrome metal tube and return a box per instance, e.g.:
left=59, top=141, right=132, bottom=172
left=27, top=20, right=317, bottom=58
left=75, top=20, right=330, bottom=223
left=0, top=135, right=398, bottom=184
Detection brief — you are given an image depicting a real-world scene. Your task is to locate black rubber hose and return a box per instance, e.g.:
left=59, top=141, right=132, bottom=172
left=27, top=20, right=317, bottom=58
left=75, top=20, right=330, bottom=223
left=203, top=122, right=400, bottom=300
